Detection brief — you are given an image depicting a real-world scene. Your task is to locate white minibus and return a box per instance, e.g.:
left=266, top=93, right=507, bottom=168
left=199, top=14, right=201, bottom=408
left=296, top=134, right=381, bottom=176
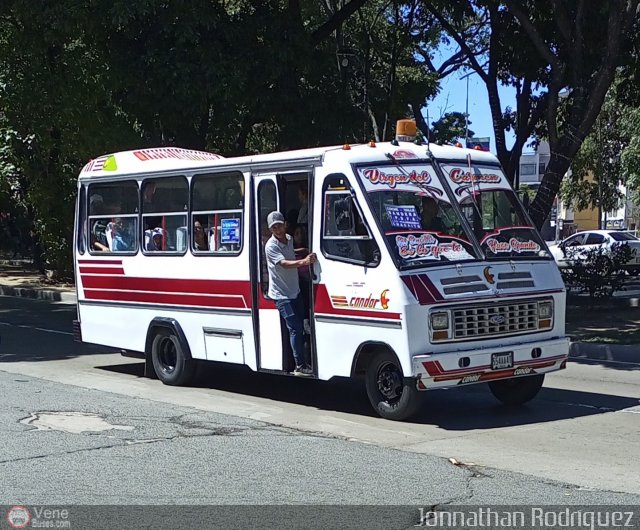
left=73, top=127, right=569, bottom=420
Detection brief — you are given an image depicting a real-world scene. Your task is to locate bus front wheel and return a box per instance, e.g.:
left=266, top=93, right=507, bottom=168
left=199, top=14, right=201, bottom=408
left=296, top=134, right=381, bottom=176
left=488, top=374, right=545, bottom=406
left=365, top=351, right=424, bottom=421
left=151, top=328, right=195, bottom=386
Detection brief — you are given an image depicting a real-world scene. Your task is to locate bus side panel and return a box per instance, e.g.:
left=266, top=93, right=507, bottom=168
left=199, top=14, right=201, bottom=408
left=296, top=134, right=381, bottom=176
left=76, top=254, right=258, bottom=370
left=313, top=277, right=411, bottom=380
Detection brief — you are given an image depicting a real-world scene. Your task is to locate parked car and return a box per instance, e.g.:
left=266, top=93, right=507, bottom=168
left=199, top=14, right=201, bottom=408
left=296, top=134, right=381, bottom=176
left=548, top=230, right=640, bottom=272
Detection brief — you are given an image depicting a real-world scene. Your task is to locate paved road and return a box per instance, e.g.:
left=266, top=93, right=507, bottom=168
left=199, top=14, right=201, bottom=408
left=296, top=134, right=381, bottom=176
left=0, top=296, right=639, bottom=511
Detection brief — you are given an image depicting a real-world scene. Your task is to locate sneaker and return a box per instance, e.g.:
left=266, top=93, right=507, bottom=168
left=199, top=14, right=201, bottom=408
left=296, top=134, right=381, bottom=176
left=293, top=365, right=313, bottom=377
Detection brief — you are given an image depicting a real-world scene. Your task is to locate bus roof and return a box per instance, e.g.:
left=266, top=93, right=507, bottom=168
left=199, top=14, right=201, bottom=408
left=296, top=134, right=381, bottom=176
left=78, top=143, right=500, bottom=180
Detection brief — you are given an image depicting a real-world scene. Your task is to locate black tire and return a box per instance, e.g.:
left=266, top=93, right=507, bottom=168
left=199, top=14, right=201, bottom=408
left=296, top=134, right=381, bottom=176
left=151, top=328, right=195, bottom=386
left=365, top=351, right=425, bottom=421
left=488, top=374, right=545, bottom=406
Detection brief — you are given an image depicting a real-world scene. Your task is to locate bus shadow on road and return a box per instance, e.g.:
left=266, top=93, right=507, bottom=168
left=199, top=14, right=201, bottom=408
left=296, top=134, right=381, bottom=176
left=99, top=360, right=639, bottom=430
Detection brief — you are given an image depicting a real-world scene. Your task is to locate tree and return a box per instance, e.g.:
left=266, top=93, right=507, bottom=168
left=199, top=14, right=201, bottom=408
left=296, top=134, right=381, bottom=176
left=1, top=0, right=440, bottom=274
left=317, top=0, right=441, bottom=143
left=430, top=111, right=474, bottom=144
left=0, top=2, right=141, bottom=274
left=410, top=0, right=640, bottom=228
left=560, top=86, right=626, bottom=227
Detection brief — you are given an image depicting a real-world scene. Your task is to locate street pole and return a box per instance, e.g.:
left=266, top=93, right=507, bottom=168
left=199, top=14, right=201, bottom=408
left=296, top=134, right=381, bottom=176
left=465, top=75, right=469, bottom=147
left=460, top=71, right=474, bottom=148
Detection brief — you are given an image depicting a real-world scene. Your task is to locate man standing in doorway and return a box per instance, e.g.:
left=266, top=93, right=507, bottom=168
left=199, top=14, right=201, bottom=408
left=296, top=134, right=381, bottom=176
left=265, top=211, right=316, bottom=377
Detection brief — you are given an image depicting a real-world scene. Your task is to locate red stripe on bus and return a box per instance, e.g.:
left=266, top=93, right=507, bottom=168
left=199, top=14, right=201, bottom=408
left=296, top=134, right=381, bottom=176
left=79, top=267, right=125, bottom=275
left=401, top=274, right=442, bottom=305
left=84, top=290, right=248, bottom=309
left=80, top=275, right=252, bottom=298
left=424, top=355, right=566, bottom=380
left=257, top=287, right=276, bottom=309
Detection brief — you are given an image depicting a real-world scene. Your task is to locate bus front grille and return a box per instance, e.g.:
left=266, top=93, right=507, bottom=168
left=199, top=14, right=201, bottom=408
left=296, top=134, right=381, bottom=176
left=453, top=301, right=539, bottom=339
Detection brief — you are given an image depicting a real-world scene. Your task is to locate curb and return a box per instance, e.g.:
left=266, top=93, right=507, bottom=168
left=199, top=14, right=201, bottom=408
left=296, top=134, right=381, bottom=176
left=569, top=341, right=639, bottom=364
left=0, top=284, right=76, bottom=304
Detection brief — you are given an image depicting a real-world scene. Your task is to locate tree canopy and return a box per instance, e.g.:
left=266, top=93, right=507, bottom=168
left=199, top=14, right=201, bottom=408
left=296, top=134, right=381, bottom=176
left=412, top=0, right=640, bottom=227
left=1, top=0, right=639, bottom=272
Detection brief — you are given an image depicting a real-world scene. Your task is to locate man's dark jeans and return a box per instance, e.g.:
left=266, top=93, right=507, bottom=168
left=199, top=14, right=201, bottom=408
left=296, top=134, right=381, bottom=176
left=275, top=295, right=305, bottom=368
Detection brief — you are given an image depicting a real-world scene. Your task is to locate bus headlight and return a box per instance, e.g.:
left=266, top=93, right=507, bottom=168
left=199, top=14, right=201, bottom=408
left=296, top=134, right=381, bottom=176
left=538, top=300, right=553, bottom=329
left=430, top=311, right=450, bottom=341
left=431, top=311, right=449, bottom=330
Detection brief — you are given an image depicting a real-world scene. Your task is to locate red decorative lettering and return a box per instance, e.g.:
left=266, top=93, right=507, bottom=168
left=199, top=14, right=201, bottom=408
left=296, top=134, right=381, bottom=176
left=449, top=168, right=501, bottom=184
left=485, top=237, right=540, bottom=253
left=362, top=168, right=432, bottom=188
left=395, top=234, right=463, bottom=259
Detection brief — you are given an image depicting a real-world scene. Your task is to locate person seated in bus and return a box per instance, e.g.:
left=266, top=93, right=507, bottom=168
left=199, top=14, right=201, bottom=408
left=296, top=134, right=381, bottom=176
left=193, top=220, right=208, bottom=251
left=420, top=196, right=446, bottom=232
left=91, top=220, right=109, bottom=251
left=89, top=195, right=109, bottom=251
left=145, top=227, right=165, bottom=251
left=107, top=218, right=132, bottom=251
left=264, top=211, right=316, bottom=377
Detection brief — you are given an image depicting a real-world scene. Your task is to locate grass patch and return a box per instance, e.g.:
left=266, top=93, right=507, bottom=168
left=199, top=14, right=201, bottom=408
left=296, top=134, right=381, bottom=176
left=566, top=304, right=640, bottom=344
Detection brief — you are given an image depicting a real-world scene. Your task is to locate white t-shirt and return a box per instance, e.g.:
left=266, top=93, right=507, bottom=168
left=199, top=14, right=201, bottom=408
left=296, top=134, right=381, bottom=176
left=265, top=233, right=300, bottom=300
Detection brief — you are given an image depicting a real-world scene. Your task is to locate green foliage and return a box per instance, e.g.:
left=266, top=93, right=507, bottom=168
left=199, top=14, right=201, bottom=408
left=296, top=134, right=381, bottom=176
left=561, top=243, right=633, bottom=299
left=1, top=0, right=638, bottom=273
left=620, top=106, right=640, bottom=197
left=0, top=1, right=142, bottom=274
left=416, top=0, right=640, bottom=229
left=430, top=112, right=474, bottom=144
left=0, top=0, right=443, bottom=274
left=560, top=85, right=626, bottom=215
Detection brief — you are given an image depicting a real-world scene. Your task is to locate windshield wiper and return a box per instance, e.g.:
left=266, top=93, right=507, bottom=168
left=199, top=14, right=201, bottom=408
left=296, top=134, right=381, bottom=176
left=383, top=152, right=444, bottom=201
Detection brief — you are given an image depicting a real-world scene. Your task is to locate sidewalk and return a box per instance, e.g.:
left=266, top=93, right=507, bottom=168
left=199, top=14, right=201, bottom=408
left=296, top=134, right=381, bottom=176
left=0, top=261, right=76, bottom=304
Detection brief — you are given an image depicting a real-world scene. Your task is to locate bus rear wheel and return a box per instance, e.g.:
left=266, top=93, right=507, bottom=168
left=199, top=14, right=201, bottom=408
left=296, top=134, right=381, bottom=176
left=488, top=374, right=545, bottom=406
left=151, top=328, right=195, bottom=386
left=365, top=351, right=424, bottom=421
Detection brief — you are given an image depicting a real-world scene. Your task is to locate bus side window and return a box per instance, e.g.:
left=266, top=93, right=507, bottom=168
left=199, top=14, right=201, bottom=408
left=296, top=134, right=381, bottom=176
left=87, top=181, right=139, bottom=253
left=191, top=172, right=244, bottom=255
left=321, top=185, right=380, bottom=266
left=142, top=176, right=188, bottom=254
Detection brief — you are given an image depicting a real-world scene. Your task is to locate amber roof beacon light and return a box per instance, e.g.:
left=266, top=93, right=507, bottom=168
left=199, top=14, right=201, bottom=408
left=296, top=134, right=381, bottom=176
left=395, top=119, right=417, bottom=142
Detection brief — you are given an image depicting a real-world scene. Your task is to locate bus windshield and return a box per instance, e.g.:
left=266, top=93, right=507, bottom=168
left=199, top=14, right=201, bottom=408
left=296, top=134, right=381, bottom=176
left=356, top=164, right=480, bottom=268
left=440, top=164, right=546, bottom=259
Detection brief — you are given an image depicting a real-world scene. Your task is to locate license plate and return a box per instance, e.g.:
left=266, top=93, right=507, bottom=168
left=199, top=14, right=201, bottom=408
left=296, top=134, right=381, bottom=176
left=491, top=351, right=513, bottom=370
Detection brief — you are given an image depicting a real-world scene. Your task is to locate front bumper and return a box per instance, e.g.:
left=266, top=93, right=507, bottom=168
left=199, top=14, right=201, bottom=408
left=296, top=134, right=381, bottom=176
left=412, top=337, right=570, bottom=390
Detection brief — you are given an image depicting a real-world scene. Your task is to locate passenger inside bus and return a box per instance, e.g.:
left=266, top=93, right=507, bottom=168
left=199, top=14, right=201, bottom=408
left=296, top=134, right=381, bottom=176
left=107, top=218, right=133, bottom=251
left=293, top=224, right=311, bottom=334
left=144, top=227, right=165, bottom=251
left=285, top=209, right=299, bottom=235
left=89, top=194, right=109, bottom=251
left=193, top=220, right=208, bottom=251
left=297, top=184, right=309, bottom=224
left=420, top=197, right=446, bottom=232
